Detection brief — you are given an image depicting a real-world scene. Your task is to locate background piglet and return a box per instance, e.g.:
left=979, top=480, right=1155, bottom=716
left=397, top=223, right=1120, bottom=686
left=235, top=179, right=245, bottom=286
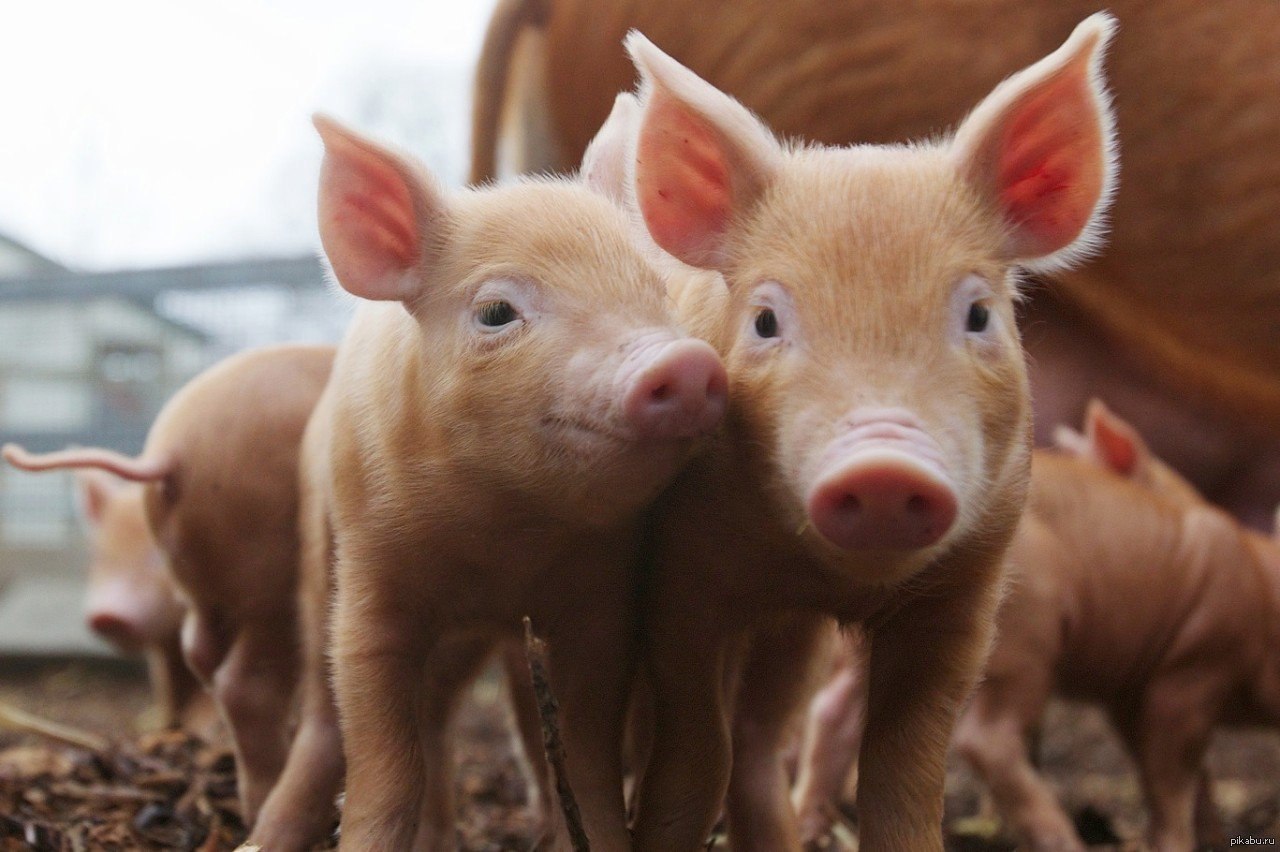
left=624, top=16, right=1114, bottom=851
left=71, top=472, right=212, bottom=735
left=4, top=343, right=335, bottom=828
left=270, top=115, right=725, bottom=851
left=957, top=421, right=1280, bottom=852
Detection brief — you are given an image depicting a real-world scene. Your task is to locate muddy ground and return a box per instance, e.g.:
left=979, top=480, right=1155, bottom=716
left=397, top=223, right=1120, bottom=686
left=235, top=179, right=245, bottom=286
left=1, top=661, right=1278, bottom=850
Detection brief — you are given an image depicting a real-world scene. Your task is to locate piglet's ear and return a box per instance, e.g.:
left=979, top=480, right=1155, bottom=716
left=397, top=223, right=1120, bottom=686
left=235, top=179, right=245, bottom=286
left=951, top=13, right=1117, bottom=272
left=627, top=32, right=781, bottom=271
left=581, top=93, right=641, bottom=203
left=313, top=114, right=448, bottom=302
left=75, top=469, right=122, bottom=529
left=1083, top=398, right=1144, bottom=477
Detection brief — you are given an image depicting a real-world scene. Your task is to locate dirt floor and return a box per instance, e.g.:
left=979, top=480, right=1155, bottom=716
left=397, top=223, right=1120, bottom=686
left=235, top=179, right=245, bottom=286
left=1, top=661, right=1278, bottom=851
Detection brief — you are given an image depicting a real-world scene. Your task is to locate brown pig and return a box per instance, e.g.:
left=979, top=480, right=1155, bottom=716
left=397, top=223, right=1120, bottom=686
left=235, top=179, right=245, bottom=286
left=3, top=343, right=335, bottom=825
left=472, top=0, right=1280, bottom=530
left=268, top=114, right=726, bottom=851
left=71, top=472, right=210, bottom=732
left=622, top=15, right=1115, bottom=851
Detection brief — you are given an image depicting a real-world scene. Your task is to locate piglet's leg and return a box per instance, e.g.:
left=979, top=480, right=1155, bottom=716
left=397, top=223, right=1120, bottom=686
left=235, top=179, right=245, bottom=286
left=145, top=632, right=198, bottom=730
left=413, top=634, right=497, bottom=851
left=331, top=568, right=435, bottom=851
left=792, top=630, right=868, bottom=846
left=541, top=588, right=635, bottom=852
left=1116, top=678, right=1217, bottom=852
left=1193, top=769, right=1226, bottom=849
left=212, top=623, right=298, bottom=823
left=251, top=495, right=344, bottom=850
left=250, top=663, right=343, bottom=850
left=726, top=614, right=829, bottom=852
left=632, top=605, right=731, bottom=852
left=953, top=673, right=1082, bottom=851
left=182, top=607, right=293, bottom=826
left=858, top=581, right=1002, bottom=852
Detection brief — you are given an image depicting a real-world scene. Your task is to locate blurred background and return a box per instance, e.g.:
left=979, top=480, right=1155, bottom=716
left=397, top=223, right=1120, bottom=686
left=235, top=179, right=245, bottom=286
left=0, top=0, right=499, bottom=655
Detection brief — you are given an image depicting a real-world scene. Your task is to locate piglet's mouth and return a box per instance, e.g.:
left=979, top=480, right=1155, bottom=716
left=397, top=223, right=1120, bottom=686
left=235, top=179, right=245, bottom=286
left=540, top=414, right=628, bottom=445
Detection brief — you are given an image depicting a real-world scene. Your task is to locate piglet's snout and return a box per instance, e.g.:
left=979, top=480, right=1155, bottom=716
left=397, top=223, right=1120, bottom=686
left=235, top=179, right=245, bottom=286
left=622, top=337, right=727, bottom=440
left=88, top=607, right=145, bottom=652
left=807, top=417, right=958, bottom=551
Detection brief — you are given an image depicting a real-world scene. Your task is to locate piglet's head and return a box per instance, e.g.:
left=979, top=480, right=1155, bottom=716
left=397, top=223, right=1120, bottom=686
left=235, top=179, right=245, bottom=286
left=628, top=16, right=1116, bottom=582
left=1054, top=399, right=1205, bottom=509
left=75, top=472, right=182, bottom=654
left=314, top=116, right=725, bottom=521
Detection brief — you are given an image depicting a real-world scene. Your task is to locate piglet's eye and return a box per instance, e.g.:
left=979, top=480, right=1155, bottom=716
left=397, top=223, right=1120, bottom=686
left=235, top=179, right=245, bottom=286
left=754, top=308, right=779, bottom=339
left=477, top=300, right=519, bottom=327
left=966, top=302, right=990, bottom=334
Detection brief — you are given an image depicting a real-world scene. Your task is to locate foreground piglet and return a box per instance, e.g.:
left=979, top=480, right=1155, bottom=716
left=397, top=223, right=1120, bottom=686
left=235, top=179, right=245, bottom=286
left=70, top=472, right=208, bottom=731
left=623, top=15, right=1116, bottom=851
left=4, top=343, right=335, bottom=824
left=280, top=115, right=725, bottom=851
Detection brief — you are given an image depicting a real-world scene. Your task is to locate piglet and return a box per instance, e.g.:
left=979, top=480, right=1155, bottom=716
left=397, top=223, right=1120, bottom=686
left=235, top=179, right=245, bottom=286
left=269, top=114, right=726, bottom=851
left=953, top=413, right=1280, bottom=851
left=623, top=15, right=1116, bottom=851
left=70, top=472, right=210, bottom=732
left=3, top=343, right=335, bottom=824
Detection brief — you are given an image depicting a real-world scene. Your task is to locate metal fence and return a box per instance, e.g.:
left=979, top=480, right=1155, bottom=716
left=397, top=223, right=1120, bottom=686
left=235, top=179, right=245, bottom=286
left=0, top=255, right=350, bottom=577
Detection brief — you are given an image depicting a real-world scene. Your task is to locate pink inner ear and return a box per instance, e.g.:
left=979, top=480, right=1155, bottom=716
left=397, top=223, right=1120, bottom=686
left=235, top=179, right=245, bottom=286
left=636, top=90, right=733, bottom=267
left=319, top=135, right=422, bottom=300
left=1093, top=414, right=1138, bottom=476
left=993, top=68, right=1104, bottom=257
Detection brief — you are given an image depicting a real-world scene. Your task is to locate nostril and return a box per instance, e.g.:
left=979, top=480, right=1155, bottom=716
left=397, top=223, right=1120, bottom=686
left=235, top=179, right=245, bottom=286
left=650, top=382, right=674, bottom=403
left=90, top=613, right=141, bottom=648
left=906, top=494, right=928, bottom=514
left=839, top=493, right=861, bottom=514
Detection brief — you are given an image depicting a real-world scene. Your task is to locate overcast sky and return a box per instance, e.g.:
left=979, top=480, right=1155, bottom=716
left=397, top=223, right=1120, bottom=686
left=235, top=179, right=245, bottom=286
left=0, top=0, right=499, bottom=270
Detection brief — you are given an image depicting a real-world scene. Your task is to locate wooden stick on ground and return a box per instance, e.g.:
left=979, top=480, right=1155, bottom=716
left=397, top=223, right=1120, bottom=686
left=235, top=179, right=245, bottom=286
left=522, top=616, right=591, bottom=852
left=0, top=701, right=109, bottom=751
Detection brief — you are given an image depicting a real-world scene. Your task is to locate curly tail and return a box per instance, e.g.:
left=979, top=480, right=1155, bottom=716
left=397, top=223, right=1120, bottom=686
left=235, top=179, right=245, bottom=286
left=3, top=443, right=172, bottom=482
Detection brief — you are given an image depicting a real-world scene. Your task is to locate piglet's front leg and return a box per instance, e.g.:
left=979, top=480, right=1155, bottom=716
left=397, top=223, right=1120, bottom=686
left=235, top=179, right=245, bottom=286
left=633, top=606, right=732, bottom=852
left=331, top=559, right=435, bottom=851
left=858, top=579, right=1002, bottom=852
left=541, top=604, right=635, bottom=851
left=725, top=614, right=831, bottom=852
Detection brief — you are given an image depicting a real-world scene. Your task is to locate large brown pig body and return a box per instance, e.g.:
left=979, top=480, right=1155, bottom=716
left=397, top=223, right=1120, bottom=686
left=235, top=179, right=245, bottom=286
left=473, top=0, right=1280, bottom=528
